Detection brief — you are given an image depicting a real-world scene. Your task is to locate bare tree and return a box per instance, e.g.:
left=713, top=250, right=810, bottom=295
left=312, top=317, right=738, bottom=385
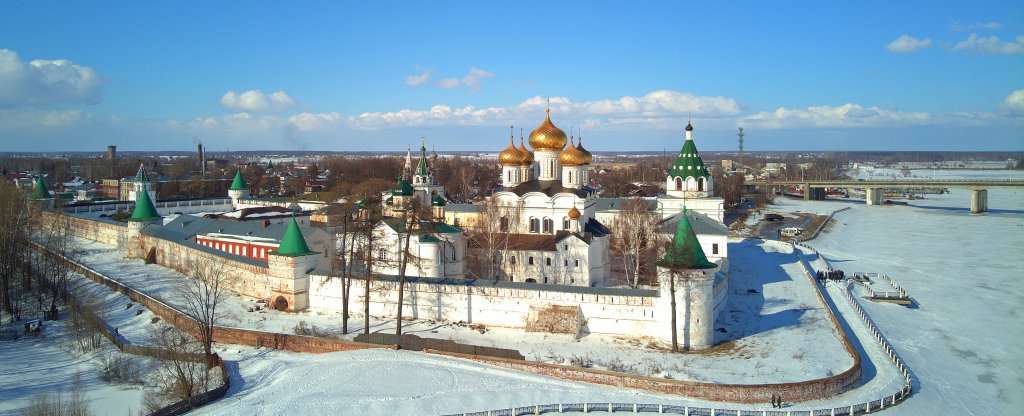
left=0, top=183, right=30, bottom=315
left=609, top=198, right=661, bottom=288
left=465, top=197, right=523, bottom=280
left=149, top=325, right=208, bottom=405
left=393, top=200, right=431, bottom=336
left=178, top=258, right=231, bottom=371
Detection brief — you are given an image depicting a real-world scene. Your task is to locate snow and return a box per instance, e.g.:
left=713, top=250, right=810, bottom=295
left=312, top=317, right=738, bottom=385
left=766, top=167, right=1024, bottom=415
left=0, top=312, right=150, bottom=416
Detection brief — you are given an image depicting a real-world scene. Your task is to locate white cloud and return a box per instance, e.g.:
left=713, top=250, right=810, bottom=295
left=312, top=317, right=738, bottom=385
left=1003, top=89, right=1024, bottom=114
left=739, top=103, right=933, bottom=129
left=951, top=21, right=1002, bottom=32
left=437, top=78, right=461, bottom=89
left=434, top=67, right=494, bottom=91
left=404, top=67, right=433, bottom=86
left=219, top=90, right=298, bottom=113
left=288, top=112, right=343, bottom=131
left=885, top=35, right=933, bottom=53
left=0, top=49, right=104, bottom=106
left=950, top=33, right=1024, bottom=55
left=0, top=109, right=92, bottom=128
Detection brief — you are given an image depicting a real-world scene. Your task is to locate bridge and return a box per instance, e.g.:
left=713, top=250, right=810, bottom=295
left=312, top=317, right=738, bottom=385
left=747, top=179, right=1024, bottom=213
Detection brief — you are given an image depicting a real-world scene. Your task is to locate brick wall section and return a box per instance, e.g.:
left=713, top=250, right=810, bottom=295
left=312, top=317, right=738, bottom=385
left=426, top=349, right=859, bottom=404
left=49, top=211, right=128, bottom=247
left=138, top=233, right=273, bottom=301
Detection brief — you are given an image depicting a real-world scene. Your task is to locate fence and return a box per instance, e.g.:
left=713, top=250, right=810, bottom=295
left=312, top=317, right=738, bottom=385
left=795, top=207, right=851, bottom=243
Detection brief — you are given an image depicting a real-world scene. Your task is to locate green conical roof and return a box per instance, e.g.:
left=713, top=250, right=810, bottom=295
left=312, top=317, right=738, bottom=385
left=135, top=164, right=148, bottom=183
left=229, top=168, right=248, bottom=190
left=30, top=176, right=52, bottom=199
left=432, top=195, right=446, bottom=206
left=270, top=216, right=316, bottom=257
left=658, top=208, right=716, bottom=269
left=129, top=182, right=160, bottom=221
left=416, top=144, right=430, bottom=176
left=668, top=133, right=710, bottom=180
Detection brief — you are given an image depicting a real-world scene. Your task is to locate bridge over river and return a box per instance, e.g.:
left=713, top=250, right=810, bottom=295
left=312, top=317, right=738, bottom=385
left=747, top=179, right=1024, bottom=213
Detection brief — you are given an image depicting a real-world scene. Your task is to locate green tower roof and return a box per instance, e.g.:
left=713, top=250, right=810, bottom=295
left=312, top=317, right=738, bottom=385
left=229, top=168, right=248, bottom=190
left=135, top=164, right=148, bottom=183
left=668, top=131, right=710, bottom=180
left=30, top=176, right=52, bottom=199
left=658, top=208, right=717, bottom=269
left=415, top=143, right=430, bottom=176
left=431, top=194, right=446, bottom=206
left=270, top=215, right=316, bottom=256
left=129, top=182, right=161, bottom=221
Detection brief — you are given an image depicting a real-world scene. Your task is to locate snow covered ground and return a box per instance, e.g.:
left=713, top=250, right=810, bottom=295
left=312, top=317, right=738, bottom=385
left=768, top=167, right=1024, bottom=415
left=0, top=310, right=151, bottom=416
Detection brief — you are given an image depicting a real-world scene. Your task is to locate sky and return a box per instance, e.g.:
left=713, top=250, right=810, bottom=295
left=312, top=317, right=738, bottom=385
left=1, top=1, right=1022, bottom=153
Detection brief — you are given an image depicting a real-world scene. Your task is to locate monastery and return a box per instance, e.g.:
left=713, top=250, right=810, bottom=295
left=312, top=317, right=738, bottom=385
left=38, top=108, right=731, bottom=350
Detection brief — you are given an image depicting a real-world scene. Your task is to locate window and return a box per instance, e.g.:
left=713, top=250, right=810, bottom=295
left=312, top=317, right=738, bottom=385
left=453, top=217, right=460, bottom=227
left=510, top=256, right=516, bottom=265
left=500, top=216, right=509, bottom=232
left=543, top=218, right=553, bottom=234
left=712, top=243, right=719, bottom=255
left=675, top=177, right=682, bottom=191
left=507, top=170, right=511, bottom=183
left=546, top=258, right=551, bottom=266
left=528, top=256, right=534, bottom=265
left=377, top=248, right=387, bottom=261
left=568, top=171, right=573, bottom=183
left=575, top=259, right=579, bottom=267
left=563, top=217, right=570, bottom=230
left=564, top=259, right=568, bottom=267
left=529, top=217, right=539, bottom=233
left=697, top=177, right=705, bottom=191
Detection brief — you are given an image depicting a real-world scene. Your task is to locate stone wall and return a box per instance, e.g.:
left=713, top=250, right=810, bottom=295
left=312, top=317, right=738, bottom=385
left=138, top=233, right=273, bottom=301
left=308, top=274, right=664, bottom=339
left=51, top=212, right=128, bottom=247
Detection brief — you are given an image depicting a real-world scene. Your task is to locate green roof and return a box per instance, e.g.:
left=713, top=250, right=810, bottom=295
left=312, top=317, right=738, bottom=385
left=415, top=144, right=430, bottom=176
left=135, top=164, right=148, bottom=183
left=128, top=183, right=161, bottom=221
left=668, top=135, right=710, bottom=180
left=30, top=176, right=52, bottom=199
left=431, top=195, right=446, bottom=206
left=658, top=208, right=716, bottom=269
left=393, top=177, right=414, bottom=196
left=269, top=216, right=316, bottom=256
left=383, top=217, right=462, bottom=234
left=229, top=168, right=248, bottom=190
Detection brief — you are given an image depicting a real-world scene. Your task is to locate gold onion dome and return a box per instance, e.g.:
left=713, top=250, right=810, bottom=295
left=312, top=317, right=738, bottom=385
left=518, top=137, right=533, bottom=165
left=498, top=133, right=524, bottom=166
left=559, top=138, right=588, bottom=166
left=568, top=205, right=581, bottom=220
left=576, top=137, right=593, bottom=165
left=529, top=108, right=568, bottom=151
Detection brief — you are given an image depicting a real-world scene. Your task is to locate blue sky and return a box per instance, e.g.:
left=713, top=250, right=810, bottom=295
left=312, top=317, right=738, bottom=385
left=1, top=1, right=1022, bottom=152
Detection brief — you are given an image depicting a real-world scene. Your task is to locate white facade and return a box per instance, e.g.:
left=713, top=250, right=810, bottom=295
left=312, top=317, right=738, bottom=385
left=360, top=220, right=466, bottom=279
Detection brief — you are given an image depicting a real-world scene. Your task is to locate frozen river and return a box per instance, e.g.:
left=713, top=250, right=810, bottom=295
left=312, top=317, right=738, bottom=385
left=771, top=167, right=1024, bottom=415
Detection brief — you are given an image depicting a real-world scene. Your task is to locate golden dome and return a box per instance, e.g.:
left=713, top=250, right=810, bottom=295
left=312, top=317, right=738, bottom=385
left=576, top=137, right=593, bottom=165
left=529, top=109, right=568, bottom=151
left=498, top=131, right=524, bottom=166
left=559, top=138, right=588, bottom=166
left=568, top=205, right=581, bottom=220
left=518, top=137, right=533, bottom=165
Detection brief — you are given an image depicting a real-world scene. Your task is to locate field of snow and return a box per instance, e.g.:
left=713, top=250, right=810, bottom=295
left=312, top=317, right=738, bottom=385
left=0, top=310, right=151, bottom=416
left=768, top=167, right=1024, bottom=415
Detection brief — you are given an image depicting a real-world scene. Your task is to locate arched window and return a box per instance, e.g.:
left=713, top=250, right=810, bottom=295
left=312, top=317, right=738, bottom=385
left=507, top=170, right=512, bottom=183
left=562, top=217, right=570, bottom=230
left=675, top=177, right=682, bottom=191
left=568, top=171, right=573, bottom=183
left=500, top=216, right=509, bottom=232
left=542, top=217, right=553, bottom=233
left=529, top=217, right=539, bottom=233
left=697, top=177, right=705, bottom=191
